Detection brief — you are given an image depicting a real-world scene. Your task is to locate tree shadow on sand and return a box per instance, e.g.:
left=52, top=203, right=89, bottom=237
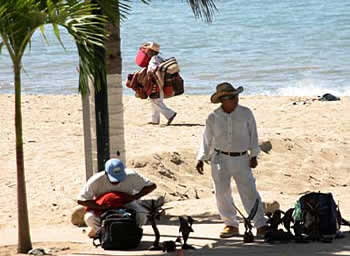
left=68, top=213, right=350, bottom=256
left=157, top=211, right=244, bottom=226
left=69, top=221, right=350, bottom=256
left=190, top=233, right=350, bottom=256
left=149, top=212, right=350, bottom=256
left=70, top=241, right=155, bottom=255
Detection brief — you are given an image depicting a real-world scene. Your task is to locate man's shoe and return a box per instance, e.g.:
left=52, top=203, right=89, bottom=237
left=256, top=225, right=268, bottom=238
left=166, top=112, right=177, bottom=126
left=220, top=225, right=239, bottom=238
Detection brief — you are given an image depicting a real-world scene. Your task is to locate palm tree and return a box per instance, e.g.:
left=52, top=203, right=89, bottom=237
left=83, top=0, right=217, bottom=174
left=0, top=0, right=108, bottom=253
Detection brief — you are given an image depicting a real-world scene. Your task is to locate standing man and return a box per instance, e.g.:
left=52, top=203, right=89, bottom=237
left=196, top=82, right=267, bottom=238
left=77, top=158, right=157, bottom=238
left=144, top=42, right=177, bottom=126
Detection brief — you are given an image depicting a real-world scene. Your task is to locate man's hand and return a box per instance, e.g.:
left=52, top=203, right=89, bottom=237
left=77, top=200, right=110, bottom=211
left=122, top=193, right=138, bottom=203
left=196, top=160, right=204, bottom=175
left=132, top=183, right=157, bottom=201
left=249, top=157, right=258, bottom=169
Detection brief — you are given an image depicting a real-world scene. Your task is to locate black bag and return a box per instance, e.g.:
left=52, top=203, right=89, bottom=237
left=163, top=73, right=184, bottom=98
left=93, top=209, right=143, bottom=250
left=294, top=192, right=339, bottom=241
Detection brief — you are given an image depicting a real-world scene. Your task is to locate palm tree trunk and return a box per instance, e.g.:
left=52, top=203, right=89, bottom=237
left=81, top=92, right=95, bottom=179
left=14, top=60, right=32, bottom=253
left=105, top=9, right=125, bottom=163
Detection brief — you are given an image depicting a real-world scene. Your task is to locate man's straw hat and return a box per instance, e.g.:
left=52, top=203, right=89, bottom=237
left=210, top=82, right=243, bottom=104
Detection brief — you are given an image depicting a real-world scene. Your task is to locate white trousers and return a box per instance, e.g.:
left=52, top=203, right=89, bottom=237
left=149, top=97, right=175, bottom=124
left=84, top=201, right=148, bottom=232
left=210, top=152, right=267, bottom=228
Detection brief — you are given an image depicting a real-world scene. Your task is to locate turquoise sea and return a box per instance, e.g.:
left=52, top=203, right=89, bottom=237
left=0, top=0, right=349, bottom=96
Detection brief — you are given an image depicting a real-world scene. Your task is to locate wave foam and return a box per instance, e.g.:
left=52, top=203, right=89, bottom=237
left=275, top=79, right=350, bottom=96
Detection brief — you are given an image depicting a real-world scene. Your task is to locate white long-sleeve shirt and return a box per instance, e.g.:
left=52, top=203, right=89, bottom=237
left=147, top=55, right=164, bottom=72
left=197, top=105, right=260, bottom=161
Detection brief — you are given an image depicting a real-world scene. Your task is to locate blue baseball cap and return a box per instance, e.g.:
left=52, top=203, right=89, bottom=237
left=105, top=159, right=126, bottom=183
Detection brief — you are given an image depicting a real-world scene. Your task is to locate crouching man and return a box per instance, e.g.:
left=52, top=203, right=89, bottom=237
left=77, top=158, right=157, bottom=238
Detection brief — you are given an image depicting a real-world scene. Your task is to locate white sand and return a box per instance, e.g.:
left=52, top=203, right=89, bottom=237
left=1, top=94, right=350, bottom=255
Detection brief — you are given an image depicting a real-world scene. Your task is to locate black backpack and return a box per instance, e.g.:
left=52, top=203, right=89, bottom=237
left=293, top=192, right=339, bottom=242
left=93, top=209, right=143, bottom=250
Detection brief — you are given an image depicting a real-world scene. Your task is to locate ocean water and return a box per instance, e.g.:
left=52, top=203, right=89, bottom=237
left=0, top=0, right=349, bottom=96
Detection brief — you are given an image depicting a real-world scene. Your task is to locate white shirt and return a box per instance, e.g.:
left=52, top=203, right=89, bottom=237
left=77, top=169, right=154, bottom=201
left=197, top=105, right=260, bottom=161
left=148, top=55, right=164, bottom=72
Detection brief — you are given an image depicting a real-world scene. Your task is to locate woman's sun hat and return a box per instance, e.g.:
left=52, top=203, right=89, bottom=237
left=210, top=82, right=243, bottom=104
left=144, top=42, right=160, bottom=53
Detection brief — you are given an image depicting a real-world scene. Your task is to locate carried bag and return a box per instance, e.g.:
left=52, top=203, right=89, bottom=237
left=163, top=73, right=184, bottom=98
left=158, top=57, right=180, bottom=74
left=135, top=47, right=151, bottom=68
left=93, top=209, right=143, bottom=250
left=126, top=70, right=153, bottom=99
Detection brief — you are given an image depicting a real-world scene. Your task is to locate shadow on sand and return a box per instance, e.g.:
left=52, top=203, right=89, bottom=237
left=151, top=213, right=350, bottom=256
left=69, top=212, right=350, bottom=256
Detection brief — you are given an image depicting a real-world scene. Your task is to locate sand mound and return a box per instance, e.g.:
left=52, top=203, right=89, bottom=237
left=127, top=151, right=213, bottom=202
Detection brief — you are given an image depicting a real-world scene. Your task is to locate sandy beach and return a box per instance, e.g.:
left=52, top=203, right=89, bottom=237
left=1, top=94, right=350, bottom=255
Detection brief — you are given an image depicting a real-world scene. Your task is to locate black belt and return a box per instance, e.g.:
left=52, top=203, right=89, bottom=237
left=215, top=149, right=247, bottom=157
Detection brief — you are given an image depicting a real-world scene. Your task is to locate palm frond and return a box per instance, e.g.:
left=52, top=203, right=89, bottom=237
left=39, top=25, right=49, bottom=45
left=76, top=41, right=106, bottom=94
left=95, top=0, right=133, bottom=23
left=118, top=1, right=132, bottom=21
left=185, top=0, right=217, bottom=23
left=52, top=23, right=65, bottom=49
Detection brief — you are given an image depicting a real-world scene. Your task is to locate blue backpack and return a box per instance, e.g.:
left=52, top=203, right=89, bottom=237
left=293, top=192, right=339, bottom=242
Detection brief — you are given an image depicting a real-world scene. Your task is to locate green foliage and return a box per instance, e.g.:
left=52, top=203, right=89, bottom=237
left=0, top=0, right=108, bottom=93
left=0, top=2, right=109, bottom=251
